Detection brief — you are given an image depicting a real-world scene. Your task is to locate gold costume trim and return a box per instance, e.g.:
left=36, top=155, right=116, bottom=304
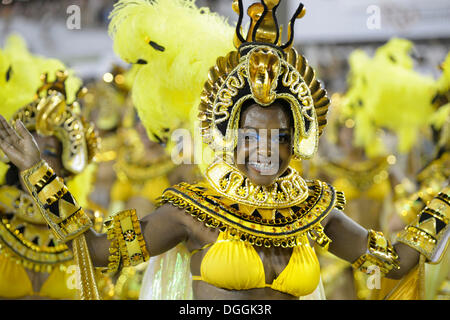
left=21, top=160, right=93, bottom=242
left=159, top=178, right=345, bottom=249
left=198, top=1, right=330, bottom=160
left=397, top=186, right=449, bottom=263
left=352, top=229, right=399, bottom=275
left=0, top=187, right=72, bottom=273
left=104, top=209, right=150, bottom=273
left=27, top=163, right=54, bottom=188
left=37, top=177, right=67, bottom=205
left=0, top=221, right=73, bottom=272
left=72, top=235, right=100, bottom=300
left=11, top=71, right=99, bottom=175
left=20, top=161, right=101, bottom=299
left=205, top=161, right=309, bottom=209
left=0, top=185, right=47, bottom=224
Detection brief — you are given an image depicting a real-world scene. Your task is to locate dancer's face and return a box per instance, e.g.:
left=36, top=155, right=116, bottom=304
left=234, top=101, right=294, bottom=186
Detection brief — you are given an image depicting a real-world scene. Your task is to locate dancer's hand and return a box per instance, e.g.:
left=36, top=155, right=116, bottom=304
left=0, top=115, right=42, bottom=171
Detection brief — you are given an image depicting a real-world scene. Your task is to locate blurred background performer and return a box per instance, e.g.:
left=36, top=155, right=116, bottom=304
left=0, top=35, right=102, bottom=299
left=316, top=39, right=450, bottom=300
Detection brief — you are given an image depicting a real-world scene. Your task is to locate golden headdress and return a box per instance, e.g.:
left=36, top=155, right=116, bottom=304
left=199, top=0, right=330, bottom=160
left=11, top=71, right=99, bottom=174
left=0, top=35, right=99, bottom=175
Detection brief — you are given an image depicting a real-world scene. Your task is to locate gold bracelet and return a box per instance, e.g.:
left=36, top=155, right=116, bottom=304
left=397, top=186, right=449, bottom=263
left=24, top=160, right=54, bottom=187
left=37, top=177, right=67, bottom=205
left=104, top=209, right=149, bottom=273
left=21, top=160, right=93, bottom=242
left=352, top=229, right=399, bottom=275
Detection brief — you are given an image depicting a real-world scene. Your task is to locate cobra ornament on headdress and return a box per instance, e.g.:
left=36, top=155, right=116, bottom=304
left=199, top=0, right=330, bottom=160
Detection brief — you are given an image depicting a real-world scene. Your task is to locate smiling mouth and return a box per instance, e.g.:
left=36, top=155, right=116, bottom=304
left=247, top=156, right=279, bottom=174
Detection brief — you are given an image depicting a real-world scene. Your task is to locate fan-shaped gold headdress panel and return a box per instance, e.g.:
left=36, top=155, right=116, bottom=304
left=198, top=0, right=330, bottom=160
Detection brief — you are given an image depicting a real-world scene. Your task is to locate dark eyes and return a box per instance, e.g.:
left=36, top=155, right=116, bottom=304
left=275, top=133, right=291, bottom=144
left=241, top=132, right=291, bottom=144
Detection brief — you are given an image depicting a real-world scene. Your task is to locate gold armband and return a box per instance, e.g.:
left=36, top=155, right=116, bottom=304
left=396, top=186, right=449, bottom=263
left=21, top=160, right=93, bottom=242
left=104, top=209, right=149, bottom=273
left=352, top=230, right=400, bottom=275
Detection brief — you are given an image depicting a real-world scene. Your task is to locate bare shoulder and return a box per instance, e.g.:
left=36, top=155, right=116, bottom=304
left=141, top=202, right=188, bottom=226
left=320, top=207, right=342, bottom=229
left=148, top=201, right=219, bottom=251
left=139, top=202, right=193, bottom=256
left=322, top=207, right=368, bottom=236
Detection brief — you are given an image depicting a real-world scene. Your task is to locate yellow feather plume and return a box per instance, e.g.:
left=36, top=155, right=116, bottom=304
left=374, top=38, right=414, bottom=69
left=435, top=52, right=450, bottom=96
left=342, top=38, right=436, bottom=157
left=0, top=35, right=42, bottom=121
left=108, top=0, right=234, bottom=144
left=0, top=34, right=82, bottom=121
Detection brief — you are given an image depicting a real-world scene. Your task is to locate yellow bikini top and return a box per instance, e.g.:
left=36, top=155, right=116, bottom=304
left=192, top=231, right=321, bottom=297
left=160, top=162, right=346, bottom=297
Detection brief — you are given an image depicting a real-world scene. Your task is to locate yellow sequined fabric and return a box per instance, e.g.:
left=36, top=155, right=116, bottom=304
left=0, top=253, right=77, bottom=299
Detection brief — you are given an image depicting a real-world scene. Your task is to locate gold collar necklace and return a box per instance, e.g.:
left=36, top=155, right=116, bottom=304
left=204, top=160, right=309, bottom=209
